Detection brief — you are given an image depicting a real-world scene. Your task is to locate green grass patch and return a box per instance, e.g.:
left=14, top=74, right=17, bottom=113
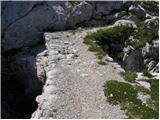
left=83, top=23, right=158, bottom=65
left=120, top=71, right=137, bottom=83
left=98, top=60, right=107, bottom=65
left=143, top=69, right=154, bottom=78
left=103, top=80, right=159, bottom=119
left=135, top=85, right=150, bottom=95
left=83, top=34, right=106, bottom=63
left=132, top=22, right=158, bottom=49
left=123, top=101, right=158, bottom=119
left=83, top=25, right=133, bottom=64
left=146, top=79, right=159, bottom=111
left=104, top=80, right=139, bottom=104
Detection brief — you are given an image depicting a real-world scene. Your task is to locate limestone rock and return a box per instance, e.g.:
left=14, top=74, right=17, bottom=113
left=66, top=1, right=93, bottom=28
left=123, top=49, right=144, bottom=72
left=147, top=60, right=158, bottom=71
left=2, top=2, right=67, bottom=51
left=128, top=4, right=146, bottom=19
left=114, top=19, right=137, bottom=28
left=1, top=1, right=42, bottom=33
left=114, top=11, right=127, bottom=19
left=95, top=1, right=123, bottom=15
left=144, top=16, right=159, bottom=29
left=121, top=14, right=140, bottom=23
left=142, top=40, right=159, bottom=60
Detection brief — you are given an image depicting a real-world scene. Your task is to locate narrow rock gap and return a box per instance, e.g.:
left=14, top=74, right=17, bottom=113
left=1, top=41, right=47, bottom=118
left=2, top=79, right=38, bottom=118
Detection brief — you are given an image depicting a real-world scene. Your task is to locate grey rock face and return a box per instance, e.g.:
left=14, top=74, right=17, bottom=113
left=114, top=11, right=127, bottom=19
left=122, top=14, right=140, bottom=23
left=2, top=2, right=67, bottom=51
left=1, top=1, right=42, bottom=33
left=147, top=60, right=158, bottom=71
left=123, top=49, right=144, bottom=72
left=151, top=62, right=159, bottom=73
left=1, top=56, right=12, bottom=82
left=10, top=54, right=44, bottom=99
left=128, top=4, right=146, bottom=19
left=142, top=41, right=159, bottom=60
left=144, top=16, right=159, bottom=29
left=66, top=1, right=93, bottom=27
left=95, top=1, right=123, bottom=15
left=114, top=19, right=137, bottom=28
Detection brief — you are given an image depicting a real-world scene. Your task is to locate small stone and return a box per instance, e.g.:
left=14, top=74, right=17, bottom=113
left=64, top=41, right=69, bottom=45
left=80, top=73, right=89, bottom=77
left=137, top=81, right=151, bottom=89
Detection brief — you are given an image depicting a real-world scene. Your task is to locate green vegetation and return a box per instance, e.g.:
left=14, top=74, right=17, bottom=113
left=146, top=79, right=159, bottom=111
left=143, top=69, right=154, bottom=78
left=85, top=25, right=134, bottom=45
left=83, top=33, right=107, bottom=64
left=123, top=101, right=158, bottom=119
left=83, top=25, right=134, bottom=64
left=131, top=22, right=158, bottom=49
left=120, top=71, right=137, bottom=83
left=104, top=80, right=139, bottom=104
left=103, top=80, right=159, bottom=119
left=135, top=85, right=150, bottom=95
left=98, top=60, right=107, bottom=65
left=83, top=23, right=158, bottom=63
left=69, top=1, right=81, bottom=5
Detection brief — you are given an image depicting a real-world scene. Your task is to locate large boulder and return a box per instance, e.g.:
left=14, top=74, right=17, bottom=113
left=1, top=1, right=42, bottom=33
left=2, top=2, right=67, bottom=51
left=123, top=49, right=144, bottom=72
left=66, top=1, right=93, bottom=28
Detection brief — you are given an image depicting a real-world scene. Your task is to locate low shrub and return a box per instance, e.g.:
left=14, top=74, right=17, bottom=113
left=143, top=69, right=154, bottom=78
left=120, top=71, right=137, bottom=83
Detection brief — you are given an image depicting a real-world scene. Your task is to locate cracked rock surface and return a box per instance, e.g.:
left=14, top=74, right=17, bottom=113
left=32, top=28, right=127, bottom=119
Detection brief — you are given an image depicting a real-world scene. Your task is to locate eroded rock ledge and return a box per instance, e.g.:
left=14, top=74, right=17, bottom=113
left=1, top=1, right=159, bottom=119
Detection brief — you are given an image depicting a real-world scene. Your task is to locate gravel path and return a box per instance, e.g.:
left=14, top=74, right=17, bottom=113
left=32, top=27, right=127, bottom=119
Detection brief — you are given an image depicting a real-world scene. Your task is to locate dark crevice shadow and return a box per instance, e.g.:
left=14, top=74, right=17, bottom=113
left=1, top=41, right=46, bottom=119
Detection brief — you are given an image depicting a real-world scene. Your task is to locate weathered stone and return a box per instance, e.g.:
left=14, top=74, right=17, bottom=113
left=95, top=1, right=123, bottom=15
left=2, top=2, right=67, bottom=51
left=142, top=40, right=159, bottom=60
left=137, top=92, right=150, bottom=104
left=114, top=11, right=127, bottom=19
left=114, top=19, right=137, bottom=28
left=144, top=16, right=159, bottom=29
left=122, top=14, right=140, bottom=23
left=66, top=1, right=93, bottom=27
left=123, top=45, right=134, bottom=54
left=151, top=62, right=159, bottom=73
left=128, top=4, right=146, bottom=19
left=123, top=49, right=144, bottom=72
left=1, top=1, right=42, bottom=33
left=147, top=60, right=158, bottom=71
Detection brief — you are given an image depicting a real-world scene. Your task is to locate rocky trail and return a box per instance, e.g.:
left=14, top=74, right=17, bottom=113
left=32, top=27, right=128, bottom=118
